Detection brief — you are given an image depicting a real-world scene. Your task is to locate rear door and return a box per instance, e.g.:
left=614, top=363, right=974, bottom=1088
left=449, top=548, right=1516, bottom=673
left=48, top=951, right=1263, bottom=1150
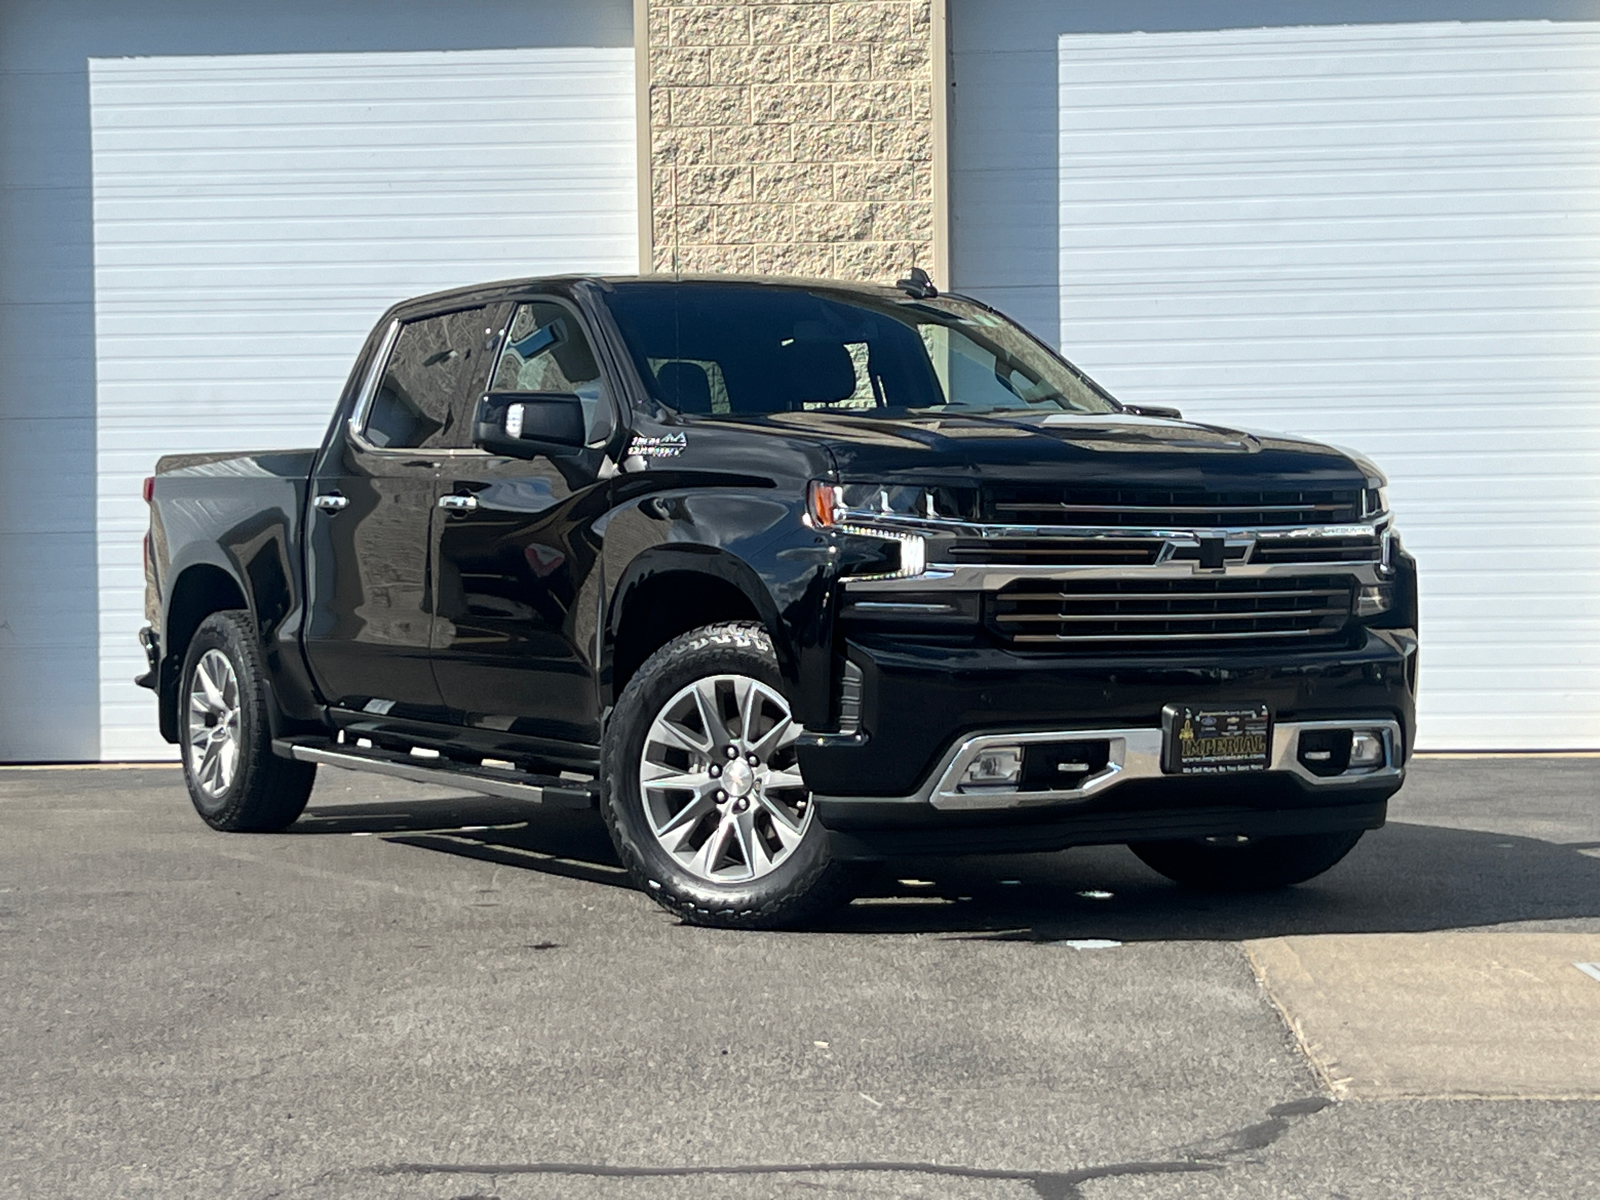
left=430, top=297, right=619, bottom=747
left=302, top=305, right=502, bottom=720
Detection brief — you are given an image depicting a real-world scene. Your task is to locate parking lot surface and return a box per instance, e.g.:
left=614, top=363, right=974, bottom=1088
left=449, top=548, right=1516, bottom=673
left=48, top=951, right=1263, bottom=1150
left=3, top=756, right=1597, bottom=1198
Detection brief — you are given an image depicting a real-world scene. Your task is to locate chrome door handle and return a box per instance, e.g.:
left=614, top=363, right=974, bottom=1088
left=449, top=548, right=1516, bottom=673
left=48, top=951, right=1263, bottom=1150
left=313, top=492, right=349, bottom=512
left=438, top=494, right=479, bottom=512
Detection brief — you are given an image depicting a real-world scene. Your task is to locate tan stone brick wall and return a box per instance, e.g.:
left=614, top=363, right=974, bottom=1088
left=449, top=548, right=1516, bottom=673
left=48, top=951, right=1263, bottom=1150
left=647, top=0, right=935, bottom=283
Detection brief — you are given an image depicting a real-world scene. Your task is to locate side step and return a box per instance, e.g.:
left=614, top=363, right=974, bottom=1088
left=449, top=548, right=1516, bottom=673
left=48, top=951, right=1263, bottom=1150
left=272, top=738, right=596, bottom=809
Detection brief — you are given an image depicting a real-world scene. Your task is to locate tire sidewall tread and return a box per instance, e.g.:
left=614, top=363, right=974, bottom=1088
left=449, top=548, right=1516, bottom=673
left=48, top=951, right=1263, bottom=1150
left=178, top=609, right=315, bottom=832
left=601, top=622, right=855, bottom=929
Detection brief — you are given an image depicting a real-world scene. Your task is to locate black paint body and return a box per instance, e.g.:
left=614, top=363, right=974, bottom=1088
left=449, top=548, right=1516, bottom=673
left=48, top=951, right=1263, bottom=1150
left=143, top=276, right=1418, bottom=855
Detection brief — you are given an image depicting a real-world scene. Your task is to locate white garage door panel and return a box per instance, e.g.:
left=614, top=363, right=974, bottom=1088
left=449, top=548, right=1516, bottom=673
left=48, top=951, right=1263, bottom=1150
left=91, top=46, right=637, bottom=760
left=1044, top=21, right=1600, bottom=749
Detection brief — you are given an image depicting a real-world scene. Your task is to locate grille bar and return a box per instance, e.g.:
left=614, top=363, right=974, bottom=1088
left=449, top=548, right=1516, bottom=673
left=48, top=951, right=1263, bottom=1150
left=1006, top=626, right=1348, bottom=645
left=984, top=486, right=1363, bottom=528
left=999, top=606, right=1350, bottom=624
left=1253, top=537, right=1381, bottom=564
left=990, top=575, right=1354, bottom=650
left=1026, top=587, right=1350, bottom=603
left=994, top=502, right=1353, bottom=515
left=942, top=538, right=1159, bottom=566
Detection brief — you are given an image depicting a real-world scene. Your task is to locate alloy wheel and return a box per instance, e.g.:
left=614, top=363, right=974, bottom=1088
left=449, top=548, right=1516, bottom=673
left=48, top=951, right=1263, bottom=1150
left=638, top=673, right=812, bottom=884
left=186, top=648, right=242, bottom=804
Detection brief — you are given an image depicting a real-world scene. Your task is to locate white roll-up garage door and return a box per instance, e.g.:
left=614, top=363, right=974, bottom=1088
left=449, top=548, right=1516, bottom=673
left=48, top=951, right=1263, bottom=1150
left=955, top=16, right=1600, bottom=749
left=90, top=46, right=637, bottom=760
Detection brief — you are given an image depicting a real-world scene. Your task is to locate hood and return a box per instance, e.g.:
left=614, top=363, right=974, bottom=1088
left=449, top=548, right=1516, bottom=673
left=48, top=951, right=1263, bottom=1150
left=710, top=409, right=1375, bottom=493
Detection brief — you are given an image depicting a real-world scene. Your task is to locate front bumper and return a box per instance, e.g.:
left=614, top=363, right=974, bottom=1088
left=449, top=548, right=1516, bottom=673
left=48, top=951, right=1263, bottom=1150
left=812, top=717, right=1400, bottom=859
left=823, top=717, right=1402, bottom=812
left=797, top=628, right=1415, bottom=796
left=795, top=628, right=1415, bottom=855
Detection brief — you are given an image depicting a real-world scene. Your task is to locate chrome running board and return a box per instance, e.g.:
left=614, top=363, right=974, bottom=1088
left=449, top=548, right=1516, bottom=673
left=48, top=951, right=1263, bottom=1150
left=271, top=739, right=596, bottom=809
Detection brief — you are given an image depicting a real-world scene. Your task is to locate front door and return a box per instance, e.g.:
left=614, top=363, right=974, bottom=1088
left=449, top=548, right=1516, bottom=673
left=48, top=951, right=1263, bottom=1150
left=302, top=305, right=502, bottom=720
left=430, top=298, right=617, bottom=746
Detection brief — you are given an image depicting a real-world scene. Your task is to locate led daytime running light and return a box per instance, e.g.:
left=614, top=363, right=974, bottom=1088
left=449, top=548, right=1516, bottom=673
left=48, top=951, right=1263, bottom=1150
left=835, top=524, right=927, bottom=580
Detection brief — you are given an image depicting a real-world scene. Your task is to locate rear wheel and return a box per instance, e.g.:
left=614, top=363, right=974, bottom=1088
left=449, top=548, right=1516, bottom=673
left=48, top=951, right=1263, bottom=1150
left=1129, top=830, right=1364, bottom=892
left=602, top=622, right=859, bottom=929
left=179, top=610, right=316, bottom=831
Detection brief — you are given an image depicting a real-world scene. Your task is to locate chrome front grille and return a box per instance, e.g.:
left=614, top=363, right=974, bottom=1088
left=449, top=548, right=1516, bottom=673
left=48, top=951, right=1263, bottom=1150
left=991, top=576, right=1355, bottom=648
left=983, top=486, right=1363, bottom=528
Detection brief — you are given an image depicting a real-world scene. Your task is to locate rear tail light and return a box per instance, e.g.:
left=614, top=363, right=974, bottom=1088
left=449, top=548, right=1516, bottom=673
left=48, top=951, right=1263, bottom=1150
left=142, top=476, right=155, bottom=504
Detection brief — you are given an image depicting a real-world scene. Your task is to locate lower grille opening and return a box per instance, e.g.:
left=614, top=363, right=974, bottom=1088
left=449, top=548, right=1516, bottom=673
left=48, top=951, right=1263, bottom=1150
left=991, top=576, right=1355, bottom=650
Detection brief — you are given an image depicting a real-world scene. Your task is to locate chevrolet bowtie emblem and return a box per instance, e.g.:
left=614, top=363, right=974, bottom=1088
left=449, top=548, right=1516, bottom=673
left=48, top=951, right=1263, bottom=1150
left=1161, top=533, right=1258, bottom=572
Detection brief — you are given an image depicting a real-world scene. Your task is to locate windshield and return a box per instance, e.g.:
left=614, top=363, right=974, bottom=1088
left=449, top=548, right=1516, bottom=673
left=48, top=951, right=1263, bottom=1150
left=604, top=282, right=1119, bottom=418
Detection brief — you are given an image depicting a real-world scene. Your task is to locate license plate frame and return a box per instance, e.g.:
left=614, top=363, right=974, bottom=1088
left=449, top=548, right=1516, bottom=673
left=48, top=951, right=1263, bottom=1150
left=1162, top=703, right=1273, bottom=775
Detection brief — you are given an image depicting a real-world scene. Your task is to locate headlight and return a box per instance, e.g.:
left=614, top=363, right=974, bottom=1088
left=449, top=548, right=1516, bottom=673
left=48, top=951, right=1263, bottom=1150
left=1362, top=485, right=1390, bottom=519
left=806, top=481, right=941, bottom=580
left=806, top=481, right=970, bottom=526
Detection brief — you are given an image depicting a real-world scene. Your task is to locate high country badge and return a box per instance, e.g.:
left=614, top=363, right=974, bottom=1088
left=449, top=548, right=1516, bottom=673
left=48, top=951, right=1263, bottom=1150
left=627, top=432, right=687, bottom=459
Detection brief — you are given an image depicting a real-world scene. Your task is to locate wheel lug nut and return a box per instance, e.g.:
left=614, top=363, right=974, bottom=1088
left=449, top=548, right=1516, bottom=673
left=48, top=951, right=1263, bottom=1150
left=709, top=765, right=720, bottom=777
left=716, top=790, right=727, bottom=802
left=746, top=753, right=758, bottom=765
left=726, top=746, right=738, bottom=758
left=733, top=798, right=749, bottom=813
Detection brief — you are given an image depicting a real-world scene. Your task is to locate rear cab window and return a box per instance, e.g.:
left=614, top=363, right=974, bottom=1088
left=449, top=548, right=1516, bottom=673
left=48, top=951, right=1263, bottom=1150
left=361, top=307, right=498, bottom=450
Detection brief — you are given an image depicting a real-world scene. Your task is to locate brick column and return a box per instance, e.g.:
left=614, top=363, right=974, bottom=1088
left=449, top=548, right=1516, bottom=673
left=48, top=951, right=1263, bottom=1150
left=643, top=1, right=940, bottom=283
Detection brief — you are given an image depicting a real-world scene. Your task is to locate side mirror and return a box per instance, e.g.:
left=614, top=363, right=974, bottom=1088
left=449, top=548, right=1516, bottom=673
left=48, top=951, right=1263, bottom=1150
left=474, top=391, right=586, bottom=458
left=1122, top=404, right=1183, bottom=421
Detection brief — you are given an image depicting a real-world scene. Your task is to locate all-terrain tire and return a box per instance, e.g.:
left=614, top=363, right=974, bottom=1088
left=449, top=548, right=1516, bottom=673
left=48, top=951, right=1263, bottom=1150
left=178, top=610, right=316, bottom=832
left=1129, top=830, right=1364, bottom=892
left=602, top=622, right=860, bottom=929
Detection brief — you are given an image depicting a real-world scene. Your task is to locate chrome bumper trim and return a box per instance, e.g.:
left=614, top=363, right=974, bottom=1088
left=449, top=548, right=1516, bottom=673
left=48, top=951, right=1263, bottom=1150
left=813, top=718, right=1403, bottom=812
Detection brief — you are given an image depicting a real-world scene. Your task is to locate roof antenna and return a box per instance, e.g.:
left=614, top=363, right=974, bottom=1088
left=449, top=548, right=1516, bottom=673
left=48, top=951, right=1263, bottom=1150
left=895, top=266, right=938, bottom=299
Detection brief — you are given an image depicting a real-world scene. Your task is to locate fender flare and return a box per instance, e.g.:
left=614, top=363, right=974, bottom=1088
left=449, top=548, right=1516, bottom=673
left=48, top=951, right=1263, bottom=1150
left=602, top=544, right=792, bottom=700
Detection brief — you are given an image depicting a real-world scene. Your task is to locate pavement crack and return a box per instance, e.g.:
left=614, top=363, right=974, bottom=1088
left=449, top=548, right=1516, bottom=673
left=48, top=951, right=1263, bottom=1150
left=1178, top=1095, right=1333, bottom=1162
left=276, top=1097, right=1331, bottom=1200
left=369, top=1157, right=1220, bottom=1199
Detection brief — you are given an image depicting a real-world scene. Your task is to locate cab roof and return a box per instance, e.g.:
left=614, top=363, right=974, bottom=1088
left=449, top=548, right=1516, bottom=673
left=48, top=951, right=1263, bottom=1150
left=385, top=272, right=935, bottom=320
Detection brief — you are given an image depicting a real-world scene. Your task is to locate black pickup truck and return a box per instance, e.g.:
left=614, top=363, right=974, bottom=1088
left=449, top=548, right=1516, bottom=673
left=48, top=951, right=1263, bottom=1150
left=140, top=272, right=1417, bottom=927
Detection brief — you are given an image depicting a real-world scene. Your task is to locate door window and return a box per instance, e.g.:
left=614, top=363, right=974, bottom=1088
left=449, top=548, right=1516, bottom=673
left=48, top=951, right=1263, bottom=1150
left=362, top=307, right=493, bottom=450
left=492, top=301, right=612, bottom=443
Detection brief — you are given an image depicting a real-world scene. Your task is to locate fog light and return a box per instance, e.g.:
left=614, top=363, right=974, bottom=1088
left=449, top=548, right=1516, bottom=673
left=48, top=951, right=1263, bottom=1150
left=1355, top=584, right=1393, bottom=618
left=1349, top=730, right=1386, bottom=769
left=960, top=746, right=1023, bottom=790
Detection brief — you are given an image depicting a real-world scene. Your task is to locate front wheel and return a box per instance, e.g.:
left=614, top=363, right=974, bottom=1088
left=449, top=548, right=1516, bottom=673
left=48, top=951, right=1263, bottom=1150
left=602, top=622, right=859, bottom=929
left=1129, top=830, right=1364, bottom=892
left=179, top=610, right=316, bottom=832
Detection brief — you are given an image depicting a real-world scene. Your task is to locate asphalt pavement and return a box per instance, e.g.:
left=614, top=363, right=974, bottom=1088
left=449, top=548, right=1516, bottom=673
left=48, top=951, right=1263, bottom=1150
left=2, top=755, right=1597, bottom=1198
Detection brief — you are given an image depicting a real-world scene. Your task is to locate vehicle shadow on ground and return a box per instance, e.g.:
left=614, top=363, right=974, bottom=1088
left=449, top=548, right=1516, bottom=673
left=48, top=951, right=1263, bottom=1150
left=290, top=795, right=1600, bottom=940
left=292, top=795, right=633, bottom=891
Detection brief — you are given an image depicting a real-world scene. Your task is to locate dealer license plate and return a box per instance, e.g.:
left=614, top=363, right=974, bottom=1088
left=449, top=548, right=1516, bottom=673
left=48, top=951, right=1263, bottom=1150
left=1163, top=704, right=1272, bottom=775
